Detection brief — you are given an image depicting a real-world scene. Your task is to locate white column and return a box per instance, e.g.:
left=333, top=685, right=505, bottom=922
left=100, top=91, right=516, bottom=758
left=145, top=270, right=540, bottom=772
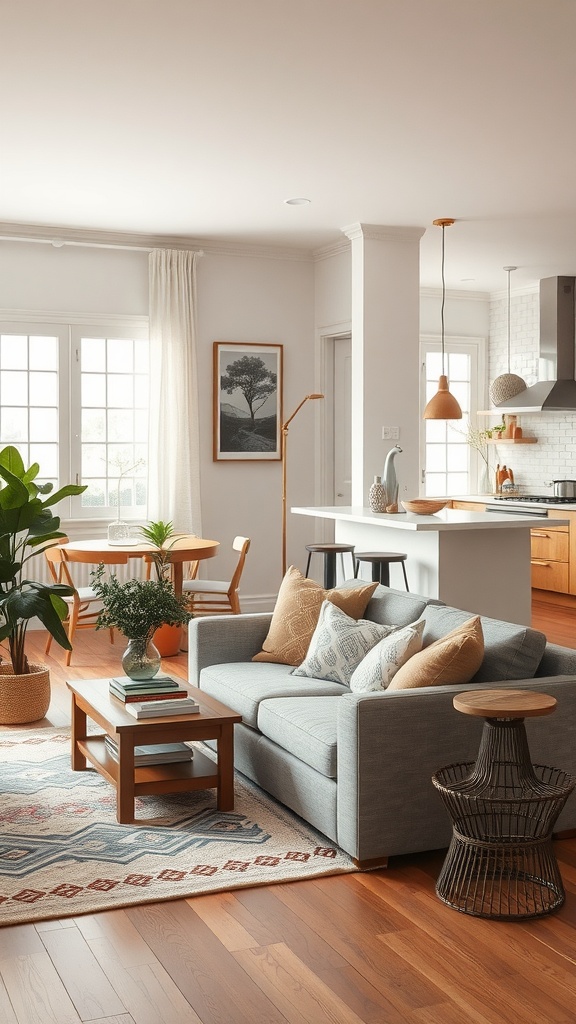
left=342, top=223, right=425, bottom=507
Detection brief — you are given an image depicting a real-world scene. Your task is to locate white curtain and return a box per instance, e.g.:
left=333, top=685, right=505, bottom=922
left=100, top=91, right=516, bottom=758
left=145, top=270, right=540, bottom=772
left=148, top=249, right=202, bottom=535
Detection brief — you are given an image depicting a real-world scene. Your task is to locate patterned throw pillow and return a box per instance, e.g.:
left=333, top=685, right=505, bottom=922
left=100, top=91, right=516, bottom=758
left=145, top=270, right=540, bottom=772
left=253, top=566, right=378, bottom=666
left=292, top=600, right=396, bottom=685
left=349, top=620, right=425, bottom=693
left=387, top=615, right=484, bottom=690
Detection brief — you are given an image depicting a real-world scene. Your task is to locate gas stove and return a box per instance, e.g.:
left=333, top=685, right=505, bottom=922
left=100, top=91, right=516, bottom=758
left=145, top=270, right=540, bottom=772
left=492, top=494, right=575, bottom=504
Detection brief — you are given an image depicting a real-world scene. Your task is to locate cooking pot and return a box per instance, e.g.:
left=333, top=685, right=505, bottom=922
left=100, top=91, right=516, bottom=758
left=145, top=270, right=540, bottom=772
left=553, top=480, right=576, bottom=498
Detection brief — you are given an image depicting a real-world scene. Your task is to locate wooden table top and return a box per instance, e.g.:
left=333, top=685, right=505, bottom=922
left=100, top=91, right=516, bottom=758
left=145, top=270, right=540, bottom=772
left=67, top=678, right=242, bottom=732
left=454, top=689, right=557, bottom=719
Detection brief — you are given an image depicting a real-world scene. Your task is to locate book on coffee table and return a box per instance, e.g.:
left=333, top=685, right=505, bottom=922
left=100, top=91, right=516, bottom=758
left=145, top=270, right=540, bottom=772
left=109, top=683, right=190, bottom=703
left=104, top=736, right=194, bottom=765
left=124, top=697, right=200, bottom=719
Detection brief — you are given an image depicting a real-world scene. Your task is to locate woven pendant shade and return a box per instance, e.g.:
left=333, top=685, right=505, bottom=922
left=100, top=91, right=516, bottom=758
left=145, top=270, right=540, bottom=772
left=490, top=266, right=527, bottom=406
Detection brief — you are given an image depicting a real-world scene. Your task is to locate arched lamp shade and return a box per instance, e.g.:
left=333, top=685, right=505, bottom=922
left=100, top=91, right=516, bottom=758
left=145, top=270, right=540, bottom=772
left=423, top=375, right=463, bottom=419
left=423, top=218, right=462, bottom=421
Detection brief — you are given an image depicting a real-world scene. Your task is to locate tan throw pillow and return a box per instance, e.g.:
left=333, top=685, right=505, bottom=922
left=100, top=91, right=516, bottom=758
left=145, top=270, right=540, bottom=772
left=387, top=616, right=484, bottom=690
left=253, top=566, right=378, bottom=666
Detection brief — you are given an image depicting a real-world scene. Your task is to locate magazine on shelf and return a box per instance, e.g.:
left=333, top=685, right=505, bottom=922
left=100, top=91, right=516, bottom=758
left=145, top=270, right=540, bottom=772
left=104, top=736, right=194, bottom=765
left=123, top=698, right=200, bottom=719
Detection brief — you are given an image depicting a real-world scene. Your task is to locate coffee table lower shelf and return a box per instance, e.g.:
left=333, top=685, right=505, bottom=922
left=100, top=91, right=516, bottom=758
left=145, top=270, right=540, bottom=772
left=79, top=736, right=219, bottom=797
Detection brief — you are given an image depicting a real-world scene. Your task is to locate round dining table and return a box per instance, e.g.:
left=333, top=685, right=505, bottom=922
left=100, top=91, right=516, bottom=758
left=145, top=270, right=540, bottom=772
left=61, top=536, right=220, bottom=595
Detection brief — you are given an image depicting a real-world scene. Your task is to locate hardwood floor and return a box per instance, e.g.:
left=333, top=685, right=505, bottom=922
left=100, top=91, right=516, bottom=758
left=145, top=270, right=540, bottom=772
left=0, top=597, right=575, bottom=1023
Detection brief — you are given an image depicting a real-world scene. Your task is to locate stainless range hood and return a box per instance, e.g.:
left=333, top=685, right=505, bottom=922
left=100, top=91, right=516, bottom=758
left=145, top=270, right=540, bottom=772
left=494, top=276, right=576, bottom=411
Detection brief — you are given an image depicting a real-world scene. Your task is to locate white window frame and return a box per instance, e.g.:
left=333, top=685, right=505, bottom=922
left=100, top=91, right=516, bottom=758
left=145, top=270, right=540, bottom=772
left=419, top=335, right=487, bottom=496
left=0, top=312, right=149, bottom=526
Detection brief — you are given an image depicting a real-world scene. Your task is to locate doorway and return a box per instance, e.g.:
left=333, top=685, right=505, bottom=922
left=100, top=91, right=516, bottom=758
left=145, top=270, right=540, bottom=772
left=332, top=334, right=352, bottom=505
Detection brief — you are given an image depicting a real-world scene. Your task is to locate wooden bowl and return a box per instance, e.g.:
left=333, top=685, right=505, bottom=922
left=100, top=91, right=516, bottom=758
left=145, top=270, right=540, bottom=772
left=401, top=499, right=447, bottom=515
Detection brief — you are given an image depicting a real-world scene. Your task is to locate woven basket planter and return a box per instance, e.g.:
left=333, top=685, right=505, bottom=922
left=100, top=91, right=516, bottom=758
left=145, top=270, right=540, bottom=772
left=0, top=664, right=51, bottom=725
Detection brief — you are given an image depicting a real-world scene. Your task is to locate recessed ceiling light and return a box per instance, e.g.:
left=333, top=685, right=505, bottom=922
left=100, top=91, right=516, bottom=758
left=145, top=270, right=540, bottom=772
left=284, top=197, right=311, bottom=206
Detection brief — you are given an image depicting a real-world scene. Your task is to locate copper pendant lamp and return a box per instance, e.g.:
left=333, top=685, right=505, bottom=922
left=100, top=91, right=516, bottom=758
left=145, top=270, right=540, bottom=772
left=489, top=266, right=527, bottom=405
left=423, top=218, right=462, bottom=420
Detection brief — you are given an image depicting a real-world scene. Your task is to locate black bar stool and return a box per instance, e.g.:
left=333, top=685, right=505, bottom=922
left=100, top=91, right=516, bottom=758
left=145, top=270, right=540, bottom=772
left=354, top=551, right=409, bottom=590
left=305, top=543, right=355, bottom=589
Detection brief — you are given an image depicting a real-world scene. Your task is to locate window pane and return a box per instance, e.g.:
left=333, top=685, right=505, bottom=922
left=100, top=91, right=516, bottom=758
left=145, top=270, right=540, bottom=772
left=1, top=336, right=27, bottom=369
left=1, top=371, right=27, bottom=405
left=82, top=408, right=106, bottom=441
left=426, top=352, right=442, bottom=377
left=426, top=445, right=447, bottom=472
left=82, top=373, right=106, bottom=406
left=30, top=371, right=58, bottom=406
left=30, top=337, right=58, bottom=370
left=30, top=408, right=58, bottom=441
left=446, top=444, right=468, bottom=471
left=108, top=409, right=133, bottom=442
left=82, top=443, right=107, bottom=476
left=108, top=375, right=133, bottom=407
left=107, top=338, right=133, bottom=373
left=30, top=443, right=58, bottom=478
left=82, top=480, right=106, bottom=507
left=447, top=472, right=469, bottom=493
left=448, top=352, right=470, bottom=381
left=425, top=473, right=446, bottom=496
left=425, top=420, right=447, bottom=442
left=1, top=408, right=28, bottom=442
left=81, top=338, right=106, bottom=372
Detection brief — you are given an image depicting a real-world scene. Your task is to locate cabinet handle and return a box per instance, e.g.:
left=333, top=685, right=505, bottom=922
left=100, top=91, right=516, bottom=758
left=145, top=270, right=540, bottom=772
left=531, top=531, right=550, bottom=538
left=531, top=560, right=552, bottom=566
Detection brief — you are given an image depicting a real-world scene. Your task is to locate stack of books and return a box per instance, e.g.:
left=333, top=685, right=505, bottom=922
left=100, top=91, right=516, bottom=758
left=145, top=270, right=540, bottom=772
left=123, top=697, right=200, bottom=719
left=109, top=674, right=189, bottom=704
left=104, top=736, right=195, bottom=765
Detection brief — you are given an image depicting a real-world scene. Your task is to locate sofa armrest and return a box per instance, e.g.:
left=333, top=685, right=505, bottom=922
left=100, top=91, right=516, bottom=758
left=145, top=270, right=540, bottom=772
left=336, top=675, right=576, bottom=863
left=188, top=612, right=273, bottom=683
left=536, top=643, right=576, bottom=677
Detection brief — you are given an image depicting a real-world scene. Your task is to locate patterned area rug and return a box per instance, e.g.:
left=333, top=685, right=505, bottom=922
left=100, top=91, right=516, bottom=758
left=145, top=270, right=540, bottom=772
left=0, top=729, right=354, bottom=926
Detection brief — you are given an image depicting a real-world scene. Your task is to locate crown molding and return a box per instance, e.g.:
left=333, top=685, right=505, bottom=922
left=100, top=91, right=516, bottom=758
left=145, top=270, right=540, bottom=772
left=0, top=308, right=148, bottom=326
left=313, top=238, right=350, bottom=262
left=420, top=286, right=490, bottom=302
left=490, top=281, right=539, bottom=301
left=0, top=221, right=312, bottom=262
left=341, top=223, right=426, bottom=243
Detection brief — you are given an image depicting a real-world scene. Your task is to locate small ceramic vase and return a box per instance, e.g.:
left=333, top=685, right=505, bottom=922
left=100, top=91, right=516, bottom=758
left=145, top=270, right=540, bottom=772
left=369, top=475, right=387, bottom=512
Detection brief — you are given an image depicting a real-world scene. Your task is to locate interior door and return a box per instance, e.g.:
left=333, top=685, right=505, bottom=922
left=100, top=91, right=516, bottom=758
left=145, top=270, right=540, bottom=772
left=333, top=335, right=352, bottom=505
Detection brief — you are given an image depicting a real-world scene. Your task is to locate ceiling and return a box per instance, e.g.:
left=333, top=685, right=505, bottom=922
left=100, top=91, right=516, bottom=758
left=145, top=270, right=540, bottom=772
left=3, top=0, right=576, bottom=293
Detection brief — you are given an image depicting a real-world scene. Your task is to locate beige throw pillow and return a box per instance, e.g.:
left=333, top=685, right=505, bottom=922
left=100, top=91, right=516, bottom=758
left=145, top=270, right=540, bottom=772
left=253, top=566, right=378, bottom=666
left=387, top=616, right=484, bottom=690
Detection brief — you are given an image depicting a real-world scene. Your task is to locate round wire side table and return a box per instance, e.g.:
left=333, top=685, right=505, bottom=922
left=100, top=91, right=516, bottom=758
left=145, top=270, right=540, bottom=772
left=432, top=690, right=575, bottom=920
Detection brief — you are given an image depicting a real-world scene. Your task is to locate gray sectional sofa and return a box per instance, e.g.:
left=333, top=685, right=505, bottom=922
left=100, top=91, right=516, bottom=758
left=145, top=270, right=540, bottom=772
left=188, top=584, right=576, bottom=867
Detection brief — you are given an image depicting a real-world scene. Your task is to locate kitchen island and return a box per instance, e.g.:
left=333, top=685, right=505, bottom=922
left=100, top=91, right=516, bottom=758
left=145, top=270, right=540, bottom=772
left=292, top=505, right=569, bottom=626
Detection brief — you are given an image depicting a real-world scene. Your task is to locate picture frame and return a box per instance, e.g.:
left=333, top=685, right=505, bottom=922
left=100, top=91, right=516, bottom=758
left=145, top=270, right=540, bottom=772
left=213, top=342, right=283, bottom=461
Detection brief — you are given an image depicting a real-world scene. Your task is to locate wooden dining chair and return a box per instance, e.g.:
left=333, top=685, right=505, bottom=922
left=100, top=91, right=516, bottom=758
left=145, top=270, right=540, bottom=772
left=182, top=536, right=250, bottom=615
left=43, top=543, right=115, bottom=665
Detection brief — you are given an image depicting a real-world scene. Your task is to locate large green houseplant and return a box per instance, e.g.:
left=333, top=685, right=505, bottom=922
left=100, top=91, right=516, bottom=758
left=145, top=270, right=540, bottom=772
left=0, top=445, right=87, bottom=722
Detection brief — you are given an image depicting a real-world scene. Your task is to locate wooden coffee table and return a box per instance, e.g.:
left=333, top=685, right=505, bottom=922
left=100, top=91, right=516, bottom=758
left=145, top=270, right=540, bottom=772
left=67, top=678, right=242, bottom=823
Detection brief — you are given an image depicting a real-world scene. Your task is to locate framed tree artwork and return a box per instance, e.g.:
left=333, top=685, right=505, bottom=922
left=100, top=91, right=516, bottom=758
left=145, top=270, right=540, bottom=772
left=213, top=342, right=283, bottom=461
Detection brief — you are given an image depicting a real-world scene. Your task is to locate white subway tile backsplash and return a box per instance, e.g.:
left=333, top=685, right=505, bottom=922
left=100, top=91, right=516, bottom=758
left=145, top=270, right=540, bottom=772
left=488, top=290, right=576, bottom=491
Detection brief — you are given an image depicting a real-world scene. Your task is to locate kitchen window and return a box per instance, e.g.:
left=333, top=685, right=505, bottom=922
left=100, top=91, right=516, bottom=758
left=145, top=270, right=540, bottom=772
left=0, top=319, right=149, bottom=521
left=420, top=337, right=486, bottom=497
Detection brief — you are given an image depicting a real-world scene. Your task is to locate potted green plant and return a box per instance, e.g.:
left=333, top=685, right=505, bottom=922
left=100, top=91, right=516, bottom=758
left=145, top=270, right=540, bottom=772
left=139, top=519, right=193, bottom=656
left=91, top=564, right=191, bottom=679
left=0, top=445, right=87, bottom=723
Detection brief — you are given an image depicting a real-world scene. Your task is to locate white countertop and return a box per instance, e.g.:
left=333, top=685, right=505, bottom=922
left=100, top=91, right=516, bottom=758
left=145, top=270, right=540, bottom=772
left=291, top=505, right=569, bottom=531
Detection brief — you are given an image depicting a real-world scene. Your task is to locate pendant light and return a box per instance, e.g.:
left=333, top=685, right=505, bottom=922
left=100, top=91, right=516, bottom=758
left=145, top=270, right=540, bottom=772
left=423, top=218, right=462, bottom=420
left=489, top=266, right=527, bottom=405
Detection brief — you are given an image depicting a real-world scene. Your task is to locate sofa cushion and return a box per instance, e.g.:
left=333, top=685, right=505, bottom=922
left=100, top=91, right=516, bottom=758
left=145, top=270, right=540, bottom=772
left=257, top=696, right=340, bottom=777
left=292, top=600, right=395, bottom=685
left=420, top=605, right=547, bottom=683
left=349, top=620, right=425, bottom=692
left=252, top=566, right=377, bottom=667
left=199, top=661, right=345, bottom=728
left=388, top=616, right=484, bottom=690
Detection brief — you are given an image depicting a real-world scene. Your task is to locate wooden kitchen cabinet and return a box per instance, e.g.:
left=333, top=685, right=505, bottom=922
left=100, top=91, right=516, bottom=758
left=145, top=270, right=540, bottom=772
left=450, top=500, right=576, bottom=598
